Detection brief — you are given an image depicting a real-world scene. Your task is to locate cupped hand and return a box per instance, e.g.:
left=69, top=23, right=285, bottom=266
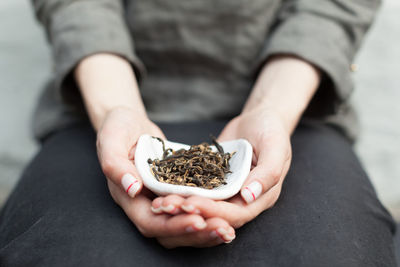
left=218, top=105, right=292, bottom=208
left=97, top=107, right=235, bottom=248
left=151, top=106, right=292, bottom=229
left=107, top=181, right=235, bottom=248
left=97, top=106, right=164, bottom=197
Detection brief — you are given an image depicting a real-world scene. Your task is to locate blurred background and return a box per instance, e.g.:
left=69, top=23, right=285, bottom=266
left=0, top=0, right=399, bottom=222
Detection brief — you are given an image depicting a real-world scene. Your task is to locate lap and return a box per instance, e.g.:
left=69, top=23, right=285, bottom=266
left=0, top=120, right=396, bottom=267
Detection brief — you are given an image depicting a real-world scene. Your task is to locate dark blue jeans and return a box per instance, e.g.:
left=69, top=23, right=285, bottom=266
left=0, top=120, right=396, bottom=266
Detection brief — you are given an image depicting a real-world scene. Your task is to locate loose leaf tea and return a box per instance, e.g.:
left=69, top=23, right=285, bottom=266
left=147, top=137, right=235, bottom=189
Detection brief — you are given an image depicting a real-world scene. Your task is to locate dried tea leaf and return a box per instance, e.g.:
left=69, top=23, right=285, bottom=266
left=147, top=137, right=235, bottom=189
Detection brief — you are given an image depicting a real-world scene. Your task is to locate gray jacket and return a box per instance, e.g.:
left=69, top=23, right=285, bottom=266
left=31, top=0, right=380, bottom=141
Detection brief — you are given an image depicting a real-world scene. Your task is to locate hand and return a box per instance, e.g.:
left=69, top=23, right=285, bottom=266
left=97, top=106, right=164, bottom=197
left=151, top=106, right=292, bottom=229
left=107, top=181, right=235, bottom=248
left=97, top=107, right=235, bottom=248
left=218, top=105, right=292, bottom=208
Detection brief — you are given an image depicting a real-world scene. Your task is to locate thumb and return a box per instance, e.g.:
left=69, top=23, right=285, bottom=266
left=98, top=137, right=143, bottom=198
left=240, top=138, right=291, bottom=204
left=96, top=108, right=166, bottom=198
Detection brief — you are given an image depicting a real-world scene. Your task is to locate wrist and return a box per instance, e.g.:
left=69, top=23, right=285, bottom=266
left=90, top=105, right=148, bottom=132
left=243, top=55, right=321, bottom=134
left=74, top=53, right=147, bottom=131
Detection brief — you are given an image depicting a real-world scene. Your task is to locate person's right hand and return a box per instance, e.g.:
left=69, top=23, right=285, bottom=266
left=97, top=107, right=235, bottom=248
left=96, top=106, right=163, bottom=198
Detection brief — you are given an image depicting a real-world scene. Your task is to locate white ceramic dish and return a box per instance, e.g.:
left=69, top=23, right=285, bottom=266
left=135, top=134, right=252, bottom=200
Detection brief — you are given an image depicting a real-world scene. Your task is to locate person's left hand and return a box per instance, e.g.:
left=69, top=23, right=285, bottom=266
left=151, top=105, right=292, bottom=229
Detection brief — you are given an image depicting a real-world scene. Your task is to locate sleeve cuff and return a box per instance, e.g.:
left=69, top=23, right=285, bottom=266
left=257, top=12, right=354, bottom=103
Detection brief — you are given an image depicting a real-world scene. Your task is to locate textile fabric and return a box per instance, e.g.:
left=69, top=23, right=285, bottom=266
left=30, top=0, right=381, bottom=141
left=0, top=120, right=396, bottom=266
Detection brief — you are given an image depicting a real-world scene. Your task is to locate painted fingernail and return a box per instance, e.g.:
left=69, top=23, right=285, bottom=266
left=181, top=205, right=195, bottom=212
left=161, top=204, right=177, bottom=213
left=223, top=235, right=235, bottom=243
left=223, top=233, right=236, bottom=243
left=121, top=173, right=140, bottom=198
left=161, top=204, right=174, bottom=212
left=210, top=230, right=229, bottom=242
left=217, top=228, right=235, bottom=243
left=241, top=181, right=262, bottom=204
left=216, top=227, right=228, bottom=236
left=151, top=206, right=162, bottom=214
left=194, top=221, right=207, bottom=230
left=181, top=205, right=200, bottom=214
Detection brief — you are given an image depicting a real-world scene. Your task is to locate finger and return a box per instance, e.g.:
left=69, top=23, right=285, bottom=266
left=115, top=187, right=207, bottom=237
left=151, top=197, right=164, bottom=214
left=157, top=217, right=235, bottom=248
left=181, top=196, right=252, bottom=228
left=151, top=195, right=186, bottom=215
left=240, top=135, right=291, bottom=204
left=128, top=197, right=208, bottom=237
left=207, top=217, right=236, bottom=244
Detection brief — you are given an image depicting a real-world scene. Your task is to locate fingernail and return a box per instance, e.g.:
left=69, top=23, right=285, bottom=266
left=217, top=228, right=235, bottom=243
left=185, top=226, right=195, bottom=233
left=161, top=204, right=176, bottom=213
left=181, top=205, right=200, bottom=214
left=223, top=233, right=236, bottom=243
left=121, top=173, right=140, bottom=198
left=241, top=181, right=262, bottom=204
left=210, top=230, right=228, bottom=242
left=216, top=227, right=228, bottom=236
left=181, top=205, right=195, bottom=212
left=151, top=206, right=162, bottom=214
left=194, top=221, right=207, bottom=230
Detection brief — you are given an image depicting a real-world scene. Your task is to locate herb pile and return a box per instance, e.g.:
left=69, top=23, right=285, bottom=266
left=147, top=137, right=235, bottom=189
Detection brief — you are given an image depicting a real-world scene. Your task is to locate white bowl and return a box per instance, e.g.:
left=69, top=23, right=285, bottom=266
left=135, top=134, right=252, bottom=200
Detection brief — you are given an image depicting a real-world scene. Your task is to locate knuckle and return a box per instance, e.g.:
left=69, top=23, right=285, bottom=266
left=269, top=195, right=280, bottom=208
left=137, top=225, right=154, bottom=238
left=231, top=215, right=249, bottom=229
left=285, top=147, right=292, bottom=158
left=153, top=197, right=163, bottom=206
left=264, top=192, right=281, bottom=211
left=96, top=131, right=108, bottom=150
left=285, top=147, right=292, bottom=162
left=157, top=238, right=175, bottom=249
left=96, top=132, right=103, bottom=146
left=101, top=158, right=116, bottom=178
left=232, top=219, right=245, bottom=229
left=96, top=136, right=104, bottom=157
left=107, top=184, right=119, bottom=202
left=268, top=168, right=282, bottom=185
left=231, top=210, right=257, bottom=228
left=96, top=136, right=101, bottom=150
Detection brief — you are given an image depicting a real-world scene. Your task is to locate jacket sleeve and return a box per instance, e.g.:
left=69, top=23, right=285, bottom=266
left=257, top=0, right=381, bottom=105
left=31, top=0, right=145, bottom=102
